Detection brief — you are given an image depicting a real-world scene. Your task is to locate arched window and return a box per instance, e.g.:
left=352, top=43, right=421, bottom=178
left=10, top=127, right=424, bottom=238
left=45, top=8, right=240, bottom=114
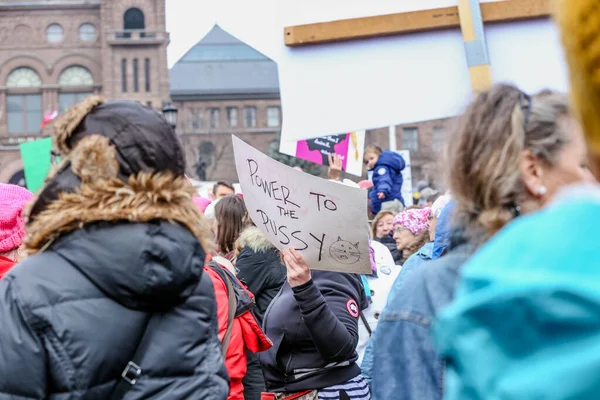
left=6, top=68, right=42, bottom=134
left=6, top=67, right=42, bottom=88
left=124, top=8, right=145, bottom=30
left=58, top=66, right=94, bottom=112
left=58, top=66, right=94, bottom=86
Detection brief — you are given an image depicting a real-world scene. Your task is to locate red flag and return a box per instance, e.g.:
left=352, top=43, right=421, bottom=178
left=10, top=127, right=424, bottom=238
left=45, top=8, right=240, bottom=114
left=40, top=110, right=58, bottom=130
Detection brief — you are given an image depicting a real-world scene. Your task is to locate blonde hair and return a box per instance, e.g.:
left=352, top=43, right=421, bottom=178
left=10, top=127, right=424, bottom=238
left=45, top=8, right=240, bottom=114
left=364, top=145, right=383, bottom=157
left=448, top=84, right=570, bottom=244
left=371, top=210, right=395, bottom=238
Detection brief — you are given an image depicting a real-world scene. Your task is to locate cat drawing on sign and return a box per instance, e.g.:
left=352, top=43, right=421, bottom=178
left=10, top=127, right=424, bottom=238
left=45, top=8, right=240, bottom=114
left=329, top=237, right=361, bottom=264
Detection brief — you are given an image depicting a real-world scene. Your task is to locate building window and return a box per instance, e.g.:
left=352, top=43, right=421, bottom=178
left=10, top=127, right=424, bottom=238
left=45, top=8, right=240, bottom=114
left=267, top=106, right=281, bottom=127
left=133, top=59, right=139, bottom=92
left=121, top=59, right=127, bottom=92
left=189, top=108, right=203, bottom=130
left=210, top=108, right=220, bottom=128
left=58, top=92, right=94, bottom=112
left=124, top=8, right=145, bottom=30
left=6, top=67, right=42, bottom=88
left=244, top=107, right=256, bottom=128
left=46, top=24, right=64, bottom=43
left=402, top=127, right=419, bottom=151
left=144, top=58, right=150, bottom=92
left=432, top=126, right=445, bottom=152
left=227, top=107, right=238, bottom=127
left=7, top=94, right=42, bottom=134
left=58, top=66, right=94, bottom=86
left=79, top=23, right=97, bottom=41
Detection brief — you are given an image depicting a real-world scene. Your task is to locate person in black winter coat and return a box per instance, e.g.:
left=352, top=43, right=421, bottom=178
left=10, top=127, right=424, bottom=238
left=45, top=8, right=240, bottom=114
left=235, top=226, right=286, bottom=325
left=260, top=249, right=370, bottom=399
left=0, top=97, right=229, bottom=399
left=235, top=226, right=287, bottom=400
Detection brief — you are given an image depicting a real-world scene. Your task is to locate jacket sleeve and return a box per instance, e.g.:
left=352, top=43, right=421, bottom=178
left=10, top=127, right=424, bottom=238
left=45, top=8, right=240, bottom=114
left=374, top=166, right=393, bottom=197
left=371, top=316, right=442, bottom=400
left=292, top=277, right=362, bottom=362
left=0, top=278, right=48, bottom=399
left=361, top=338, right=375, bottom=386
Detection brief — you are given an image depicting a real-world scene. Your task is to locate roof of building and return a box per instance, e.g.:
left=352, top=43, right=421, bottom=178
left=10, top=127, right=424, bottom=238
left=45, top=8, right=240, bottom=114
left=169, top=25, right=280, bottom=99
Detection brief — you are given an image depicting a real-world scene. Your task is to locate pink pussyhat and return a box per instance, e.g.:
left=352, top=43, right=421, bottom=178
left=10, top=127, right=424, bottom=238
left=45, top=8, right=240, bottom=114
left=393, top=207, right=432, bottom=235
left=0, top=184, right=34, bottom=253
left=193, top=197, right=212, bottom=215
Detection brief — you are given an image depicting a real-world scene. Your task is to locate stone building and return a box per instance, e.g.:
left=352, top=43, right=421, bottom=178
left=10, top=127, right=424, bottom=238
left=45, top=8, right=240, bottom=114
left=0, top=0, right=170, bottom=184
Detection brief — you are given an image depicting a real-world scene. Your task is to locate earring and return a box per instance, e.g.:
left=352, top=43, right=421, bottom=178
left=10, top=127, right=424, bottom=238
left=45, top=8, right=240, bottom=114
left=538, top=185, right=547, bottom=196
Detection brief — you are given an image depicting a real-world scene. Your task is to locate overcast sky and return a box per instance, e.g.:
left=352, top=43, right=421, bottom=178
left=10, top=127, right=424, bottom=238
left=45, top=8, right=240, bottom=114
left=165, top=1, right=222, bottom=68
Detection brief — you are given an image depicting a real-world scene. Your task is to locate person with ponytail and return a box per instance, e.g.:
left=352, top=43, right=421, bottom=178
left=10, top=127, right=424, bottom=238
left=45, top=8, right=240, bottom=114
left=366, top=83, right=594, bottom=400
left=435, top=1, right=600, bottom=399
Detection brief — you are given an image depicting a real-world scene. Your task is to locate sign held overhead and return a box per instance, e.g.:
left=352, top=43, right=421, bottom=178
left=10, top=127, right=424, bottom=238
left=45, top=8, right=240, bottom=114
left=233, top=136, right=371, bottom=274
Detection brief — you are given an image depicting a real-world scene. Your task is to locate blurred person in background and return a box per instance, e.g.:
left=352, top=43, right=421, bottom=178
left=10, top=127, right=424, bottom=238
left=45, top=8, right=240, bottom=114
left=436, top=2, right=600, bottom=399
left=366, top=83, right=594, bottom=400
left=0, top=183, right=33, bottom=279
left=214, top=195, right=249, bottom=261
left=392, top=208, right=432, bottom=265
left=364, top=145, right=406, bottom=215
left=213, top=181, right=236, bottom=200
left=371, top=210, right=402, bottom=264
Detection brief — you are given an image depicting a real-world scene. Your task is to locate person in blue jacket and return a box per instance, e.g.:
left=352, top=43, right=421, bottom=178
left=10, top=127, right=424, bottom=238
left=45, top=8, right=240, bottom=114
left=364, top=146, right=406, bottom=215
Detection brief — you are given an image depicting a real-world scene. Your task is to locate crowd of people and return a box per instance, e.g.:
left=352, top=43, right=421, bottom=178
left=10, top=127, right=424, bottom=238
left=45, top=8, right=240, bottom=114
left=2, top=1, right=600, bottom=399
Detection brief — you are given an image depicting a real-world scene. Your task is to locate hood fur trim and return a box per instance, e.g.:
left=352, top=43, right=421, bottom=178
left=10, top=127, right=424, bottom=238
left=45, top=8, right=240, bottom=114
left=23, top=172, right=213, bottom=256
left=237, top=226, right=275, bottom=253
left=53, top=95, right=105, bottom=154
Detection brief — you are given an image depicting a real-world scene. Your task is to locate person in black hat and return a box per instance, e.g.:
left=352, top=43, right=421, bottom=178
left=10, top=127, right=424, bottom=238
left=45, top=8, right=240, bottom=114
left=0, top=97, right=229, bottom=399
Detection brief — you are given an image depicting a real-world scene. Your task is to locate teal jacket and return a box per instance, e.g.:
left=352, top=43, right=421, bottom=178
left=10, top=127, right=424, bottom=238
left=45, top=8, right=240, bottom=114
left=436, top=187, right=600, bottom=400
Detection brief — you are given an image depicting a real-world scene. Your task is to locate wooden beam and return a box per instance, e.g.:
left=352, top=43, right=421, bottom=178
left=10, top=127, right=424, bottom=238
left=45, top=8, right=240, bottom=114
left=284, top=0, right=552, bottom=47
left=458, top=0, right=493, bottom=92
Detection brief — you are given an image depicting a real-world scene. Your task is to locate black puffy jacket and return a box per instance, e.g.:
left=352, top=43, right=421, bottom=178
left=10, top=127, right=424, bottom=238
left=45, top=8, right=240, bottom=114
left=260, top=271, right=368, bottom=393
left=0, top=221, right=229, bottom=399
left=235, top=227, right=286, bottom=325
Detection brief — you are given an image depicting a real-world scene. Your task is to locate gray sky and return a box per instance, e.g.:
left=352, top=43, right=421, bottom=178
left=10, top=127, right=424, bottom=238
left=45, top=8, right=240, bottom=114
left=166, top=0, right=218, bottom=68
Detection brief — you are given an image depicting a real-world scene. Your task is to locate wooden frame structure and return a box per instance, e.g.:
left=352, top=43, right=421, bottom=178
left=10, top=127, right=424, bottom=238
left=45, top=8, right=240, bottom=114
left=284, top=0, right=552, bottom=92
left=284, top=0, right=551, bottom=47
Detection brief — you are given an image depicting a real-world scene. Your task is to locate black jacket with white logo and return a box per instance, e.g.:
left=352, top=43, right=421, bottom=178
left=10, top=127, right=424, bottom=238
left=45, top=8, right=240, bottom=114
left=259, top=270, right=368, bottom=393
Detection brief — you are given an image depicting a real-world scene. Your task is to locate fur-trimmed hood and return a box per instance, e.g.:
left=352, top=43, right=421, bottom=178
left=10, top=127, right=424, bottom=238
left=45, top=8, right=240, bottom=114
left=24, top=96, right=211, bottom=255
left=237, top=226, right=276, bottom=253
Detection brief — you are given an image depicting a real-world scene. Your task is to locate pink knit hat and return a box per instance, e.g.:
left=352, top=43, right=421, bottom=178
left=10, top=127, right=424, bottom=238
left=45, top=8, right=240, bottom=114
left=193, top=197, right=212, bottom=215
left=393, top=207, right=432, bottom=235
left=0, top=184, right=34, bottom=253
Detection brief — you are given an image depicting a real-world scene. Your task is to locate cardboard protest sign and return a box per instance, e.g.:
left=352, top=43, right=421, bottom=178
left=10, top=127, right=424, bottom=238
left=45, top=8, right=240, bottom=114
left=294, top=131, right=366, bottom=176
left=20, top=138, right=53, bottom=193
left=233, top=136, right=371, bottom=274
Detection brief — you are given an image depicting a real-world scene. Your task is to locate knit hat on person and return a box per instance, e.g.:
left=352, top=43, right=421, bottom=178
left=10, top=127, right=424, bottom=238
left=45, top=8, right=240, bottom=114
left=0, top=184, right=34, bottom=253
left=393, top=207, right=432, bottom=235
left=558, top=0, right=600, bottom=155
